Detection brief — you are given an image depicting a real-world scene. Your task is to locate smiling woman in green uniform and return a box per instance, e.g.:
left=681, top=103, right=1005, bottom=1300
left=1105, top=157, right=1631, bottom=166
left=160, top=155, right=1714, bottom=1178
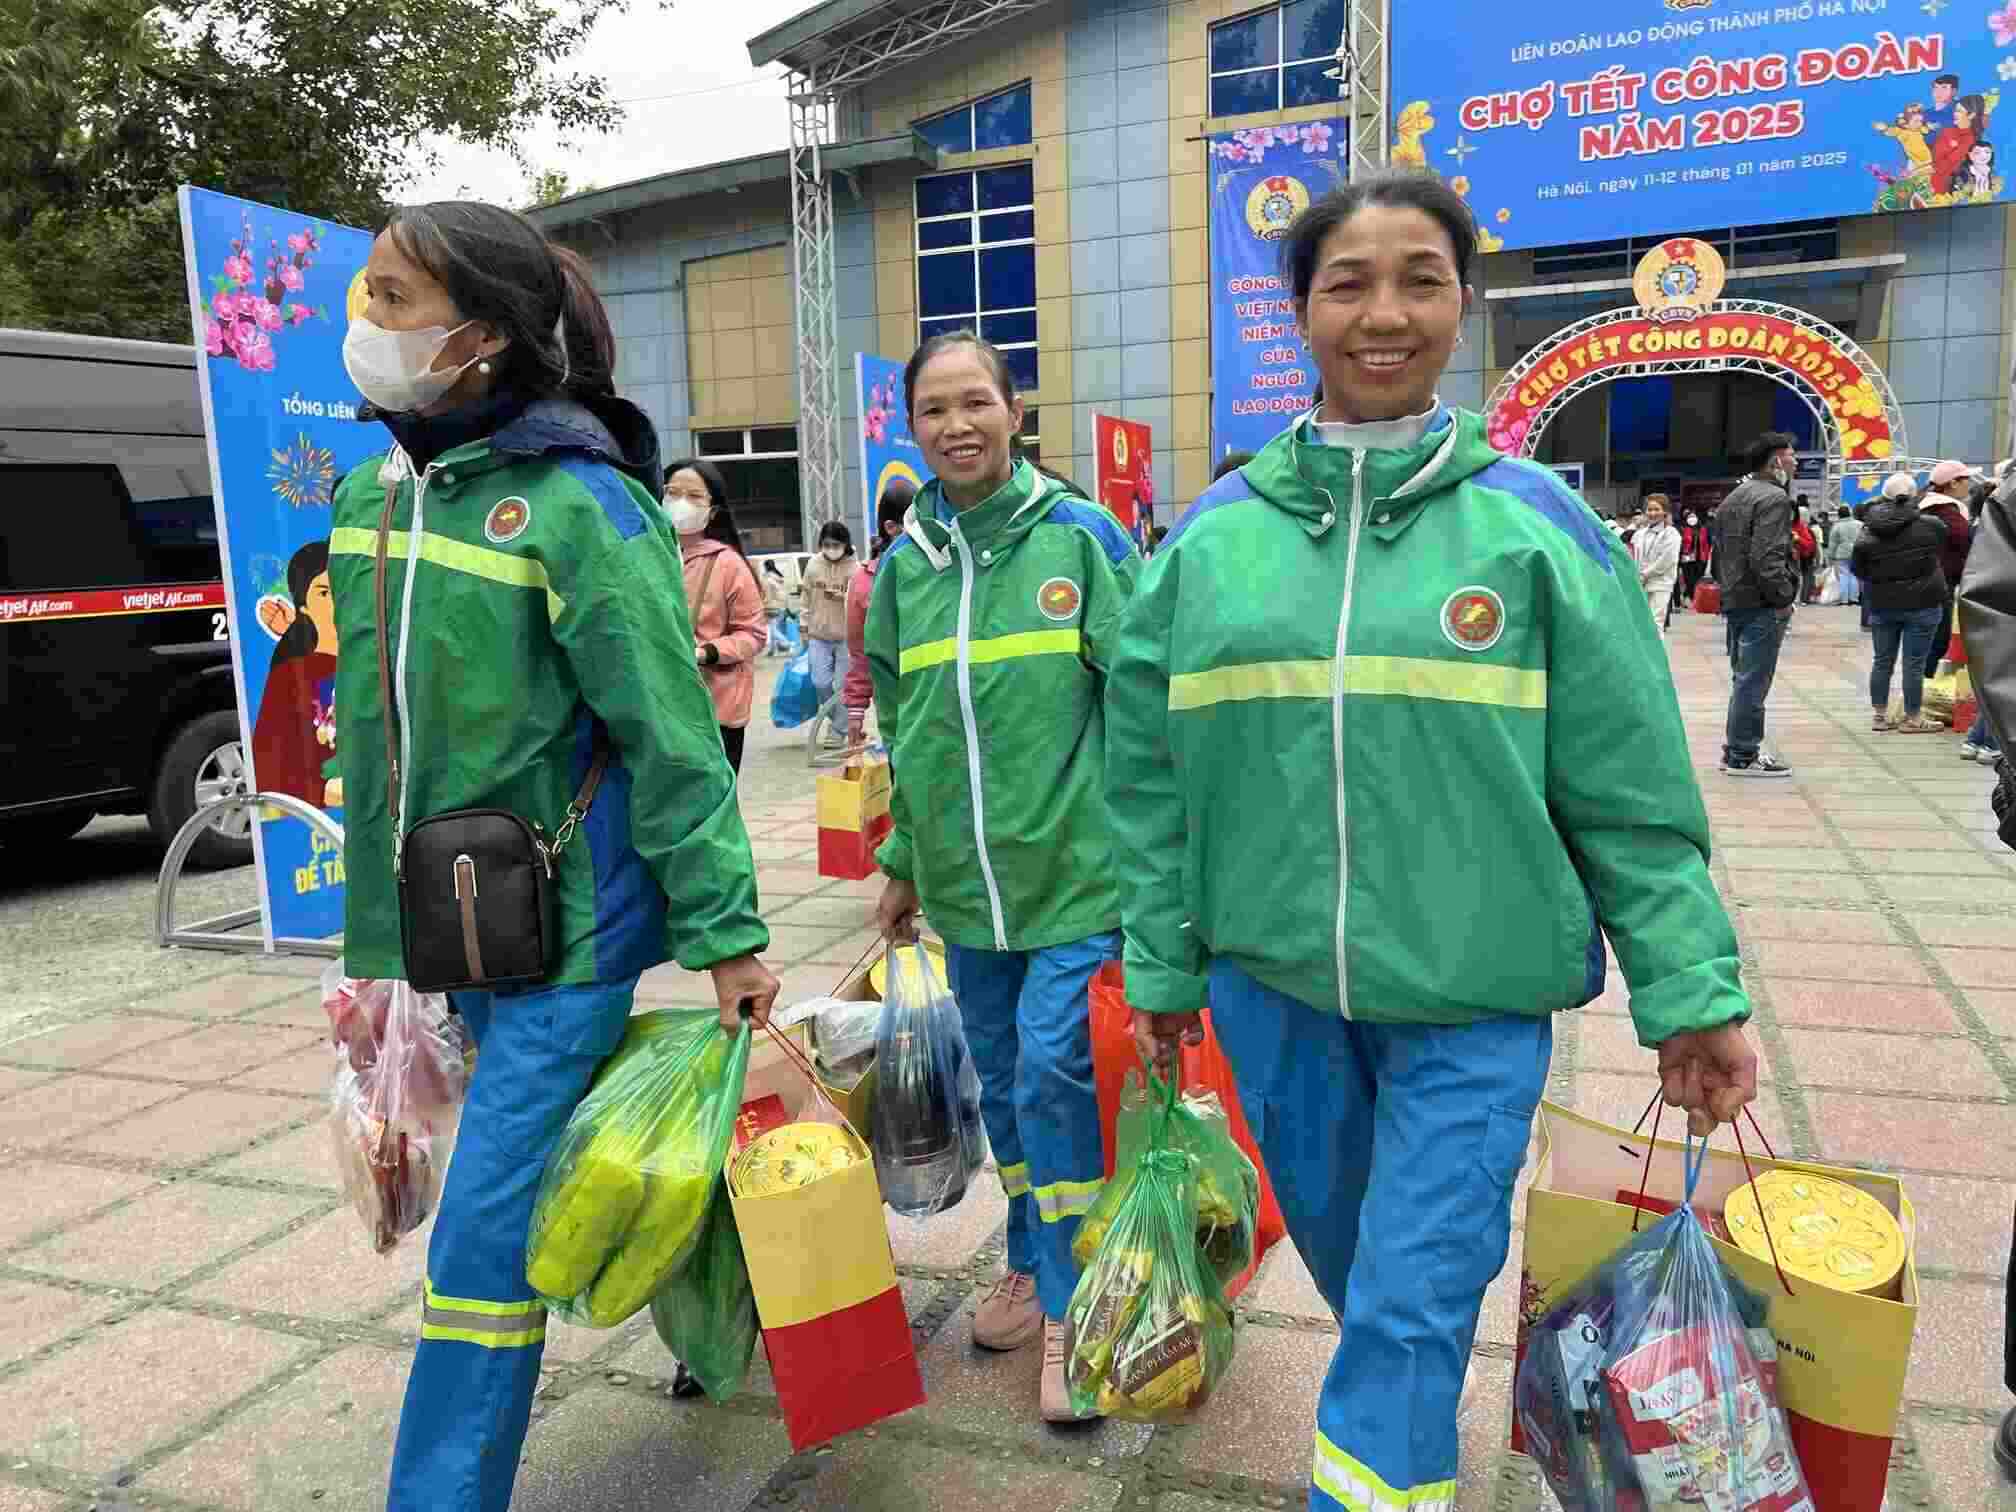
left=1105, top=170, right=1762, bottom=1512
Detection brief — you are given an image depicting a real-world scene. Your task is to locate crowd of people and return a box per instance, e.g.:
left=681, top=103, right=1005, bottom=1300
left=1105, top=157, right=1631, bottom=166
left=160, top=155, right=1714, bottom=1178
left=318, top=170, right=2016, bottom=1512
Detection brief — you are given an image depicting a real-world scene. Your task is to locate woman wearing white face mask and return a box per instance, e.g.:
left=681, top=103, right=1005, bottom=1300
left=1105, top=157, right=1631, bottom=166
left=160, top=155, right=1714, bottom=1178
left=662, top=457, right=767, bottom=773
left=328, top=201, right=780, bottom=1512
left=799, top=520, right=857, bottom=744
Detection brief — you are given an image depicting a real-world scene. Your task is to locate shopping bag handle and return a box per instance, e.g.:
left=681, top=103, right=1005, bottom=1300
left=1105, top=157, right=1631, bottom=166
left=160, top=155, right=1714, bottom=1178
left=1628, top=1090, right=1795, bottom=1297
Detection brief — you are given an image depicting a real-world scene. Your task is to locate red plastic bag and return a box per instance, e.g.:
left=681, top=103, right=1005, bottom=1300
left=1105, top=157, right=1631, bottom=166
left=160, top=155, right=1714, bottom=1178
left=1692, top=578, right=1721, bottom=614
left=1088, top=962, right=1285, bottom=1299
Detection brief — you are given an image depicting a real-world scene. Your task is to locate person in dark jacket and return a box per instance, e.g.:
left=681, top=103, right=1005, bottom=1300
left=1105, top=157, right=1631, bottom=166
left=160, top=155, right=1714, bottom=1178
left=1713, top=432, right=1802, bottom=777
left=1954, top=461, right=2016, bottom=1480
left=1852, top=472, right=1952, bottom=733
left=1920, top=461, right=1978, bottom=677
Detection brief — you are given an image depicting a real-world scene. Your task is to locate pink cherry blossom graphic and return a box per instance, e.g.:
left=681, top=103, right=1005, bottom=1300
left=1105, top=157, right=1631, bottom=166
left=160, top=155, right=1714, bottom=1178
left=235, top=327, right=275, bottom=373
left=211, top=288, right=241, bottom=321
left=287, top=231, right=310, bottom=254
left=288, top=305, right=313, bottom=327
left=204, top=318, right=228, bottom=357
left=1993, top=0, right=2016, bottom=46
left=253, top=299, right=284, bottom=332
left=1302, top=122, right=1334, bottom=154
left=223, top=253, right=254, bottom=286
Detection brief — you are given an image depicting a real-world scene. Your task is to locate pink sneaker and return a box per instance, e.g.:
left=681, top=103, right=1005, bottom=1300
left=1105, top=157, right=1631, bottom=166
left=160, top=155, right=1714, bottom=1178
left=972, top=1269, right=1040, bottom=1351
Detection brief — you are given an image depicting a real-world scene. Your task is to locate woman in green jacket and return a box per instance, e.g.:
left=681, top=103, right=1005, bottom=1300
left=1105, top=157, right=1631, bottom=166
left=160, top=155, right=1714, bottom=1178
left=328, top=202, right=779, bottom=1510
left=1104, top=172, right=1759, bottom=1512
left=866, top=332, right=1137, bottom=1422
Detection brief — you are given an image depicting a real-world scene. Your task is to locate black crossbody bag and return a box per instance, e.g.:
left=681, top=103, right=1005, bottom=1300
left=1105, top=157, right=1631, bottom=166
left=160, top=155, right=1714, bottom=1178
left=373, top=479, right=609, bottom=993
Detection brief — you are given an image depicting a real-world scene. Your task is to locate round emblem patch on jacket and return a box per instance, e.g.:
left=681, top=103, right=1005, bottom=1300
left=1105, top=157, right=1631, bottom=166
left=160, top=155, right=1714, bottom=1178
left=1440, top=586, right=1505, bottom=652
left=484, top=497, right=531, bottom=544
left=1038, top=577, right=1082, bottom=622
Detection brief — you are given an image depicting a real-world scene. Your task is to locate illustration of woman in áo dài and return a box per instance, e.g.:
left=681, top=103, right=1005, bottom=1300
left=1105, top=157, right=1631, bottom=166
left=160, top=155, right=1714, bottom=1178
left=251, top=539, right=340, bottom=808
left=1933, top=94, right=1991, bottom=195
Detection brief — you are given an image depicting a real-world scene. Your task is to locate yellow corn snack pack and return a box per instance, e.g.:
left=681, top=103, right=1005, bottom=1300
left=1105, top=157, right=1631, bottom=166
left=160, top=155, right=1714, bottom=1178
left=524, top=1010, right=753, bottom=1329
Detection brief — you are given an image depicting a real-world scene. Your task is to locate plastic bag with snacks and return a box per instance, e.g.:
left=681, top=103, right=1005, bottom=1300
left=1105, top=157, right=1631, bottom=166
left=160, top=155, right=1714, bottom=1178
left=649, top=1182, right=758, bottom=1401
left=320, top=962, right=469, bottom=1255
left=1516, top=1135, right=1809, bottom=1512
left=1063, top=1076, right=1237, bottom=1422
left=525, top=1010, right=752, bottom=1328
left=869, top=945, right=984, bottom=1218
left=1074, top=1070, right=1260, bottom=1290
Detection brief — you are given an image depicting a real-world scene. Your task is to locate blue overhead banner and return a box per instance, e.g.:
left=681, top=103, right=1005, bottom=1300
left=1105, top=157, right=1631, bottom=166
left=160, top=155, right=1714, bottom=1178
left=179, top=186, right=375, bottom=947
left=1391, top=1, right=2016, bottom=252
left=856, top=353, right=932, bottom=545
left=1209, top=121, right=1346, bottom=461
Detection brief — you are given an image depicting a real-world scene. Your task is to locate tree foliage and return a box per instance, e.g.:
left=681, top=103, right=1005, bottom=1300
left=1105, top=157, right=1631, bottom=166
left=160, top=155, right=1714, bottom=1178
left=0, top=0, right=635, bottom=340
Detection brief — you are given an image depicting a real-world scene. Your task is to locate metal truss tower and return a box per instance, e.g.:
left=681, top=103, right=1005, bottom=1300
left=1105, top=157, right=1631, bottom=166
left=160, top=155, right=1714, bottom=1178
left=783, top=0, right=1044, bottom=544
left=1344, top=0, right=1388, bottom=181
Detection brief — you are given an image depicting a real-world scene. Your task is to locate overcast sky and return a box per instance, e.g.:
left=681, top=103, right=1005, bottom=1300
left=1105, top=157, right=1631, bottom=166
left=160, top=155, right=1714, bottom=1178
left=406, top=0, right=814, bottom=209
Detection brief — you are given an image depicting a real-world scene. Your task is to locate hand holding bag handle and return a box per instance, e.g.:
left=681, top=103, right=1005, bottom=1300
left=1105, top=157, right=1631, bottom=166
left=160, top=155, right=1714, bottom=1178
left=372, top=475, right=610, bottom=989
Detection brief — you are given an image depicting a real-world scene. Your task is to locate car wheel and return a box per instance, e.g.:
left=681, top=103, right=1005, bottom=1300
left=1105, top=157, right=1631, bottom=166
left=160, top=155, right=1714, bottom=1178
left=0, top=808, right=95, bottom=848
left=149, top=710, right=255, bottom=870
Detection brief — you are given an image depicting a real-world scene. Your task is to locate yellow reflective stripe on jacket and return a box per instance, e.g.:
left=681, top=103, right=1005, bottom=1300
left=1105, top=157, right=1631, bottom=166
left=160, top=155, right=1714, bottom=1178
left=998, top=1161, right=1031, bottom=1199
left=1033, top=1176, right=1103, bottom=1223
left=330, top=526, right=566, bottom=620
left=1313, top=1433, right=1455, bottom=1512
left=420, top=1279, right=547, bottom=1349
left=899, top=628, right=1082, bottom=677
left=1168, top=655, right=1546, bottom=713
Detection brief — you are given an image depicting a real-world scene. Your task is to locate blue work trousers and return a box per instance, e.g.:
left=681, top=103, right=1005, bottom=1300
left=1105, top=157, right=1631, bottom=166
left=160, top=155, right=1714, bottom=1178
left=1207, top=963, right=1552, bottom=1512
left=1723, top=606, right=1789, bottom=766
left=944, top=931, right=1118, bottom=1320
left=384, top=975, right=638, bottom=1512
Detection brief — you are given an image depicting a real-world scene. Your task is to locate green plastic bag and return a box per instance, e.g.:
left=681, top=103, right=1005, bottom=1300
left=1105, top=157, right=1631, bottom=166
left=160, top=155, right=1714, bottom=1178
left=1074, top=1070, right=1260, bottom=1290
left=525, top=1011, right=752, bottom=1328
left=1062, top=1074, right=1237, bottom=1422
left=649, top=1183, right=758, bottom=1401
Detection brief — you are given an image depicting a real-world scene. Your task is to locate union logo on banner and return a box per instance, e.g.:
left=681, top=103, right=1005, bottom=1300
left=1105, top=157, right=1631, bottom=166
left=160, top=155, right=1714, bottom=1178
left=1245, top=174, right=1311, bottom=241
left=1632, top=238, right=1727, bottom=324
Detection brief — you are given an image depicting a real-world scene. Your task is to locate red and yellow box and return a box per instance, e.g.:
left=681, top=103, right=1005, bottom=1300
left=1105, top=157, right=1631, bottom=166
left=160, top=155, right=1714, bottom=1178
left=816, top=754, right=894, bottom=881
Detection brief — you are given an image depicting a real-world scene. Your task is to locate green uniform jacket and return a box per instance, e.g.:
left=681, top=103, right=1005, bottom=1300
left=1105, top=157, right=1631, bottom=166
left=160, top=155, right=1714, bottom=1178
left=327, top=398, right=767, bottom=984
left=1105, top=408, right=1749, bottom=1050
left=865, top=460, right=1139, bottom=952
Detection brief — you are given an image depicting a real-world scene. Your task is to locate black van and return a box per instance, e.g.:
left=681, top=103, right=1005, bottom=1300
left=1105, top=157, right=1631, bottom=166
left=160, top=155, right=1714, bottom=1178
left=1, top=328, right=250, bottom=867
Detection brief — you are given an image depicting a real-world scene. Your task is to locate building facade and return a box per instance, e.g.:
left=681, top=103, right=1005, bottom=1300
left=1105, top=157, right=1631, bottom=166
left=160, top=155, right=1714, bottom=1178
left=530, top=0, right=2016, bottom=545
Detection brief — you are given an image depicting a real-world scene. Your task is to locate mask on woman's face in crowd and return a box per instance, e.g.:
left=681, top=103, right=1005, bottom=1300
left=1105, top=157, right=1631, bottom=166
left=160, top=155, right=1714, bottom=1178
left=343, top=318, right=479, bottom=413
left=822, top=544, right=845, bottom=561
left=1686, top=515, right=1698, bottom=526
left=666, top=499, right=711, bottom=536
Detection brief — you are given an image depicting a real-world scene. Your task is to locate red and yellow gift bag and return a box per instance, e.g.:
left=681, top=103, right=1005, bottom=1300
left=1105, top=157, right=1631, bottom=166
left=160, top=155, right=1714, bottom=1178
left=729, top=1028, right=924, bottom=1450
left=816, top=754, right=894, bottom=881
left=1513, top=1101, right=1919, bottom=1512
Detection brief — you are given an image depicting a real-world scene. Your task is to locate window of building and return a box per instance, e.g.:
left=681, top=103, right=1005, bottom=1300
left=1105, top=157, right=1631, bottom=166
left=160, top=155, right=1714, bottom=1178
left=690, top=427, right=802, bottom=549
left=1529, top=221, right=1840, bottom=283
left=914, top=83, right=1034, bottom=155
left=914, top=164, right=1039, bottom=393
left=1208, top=0, right=1345, bottom=118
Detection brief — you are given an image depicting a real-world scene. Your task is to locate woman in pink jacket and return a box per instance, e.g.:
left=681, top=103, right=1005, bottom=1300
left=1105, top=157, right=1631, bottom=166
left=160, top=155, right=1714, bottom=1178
left=844, top=476, right=916, bottom=742
left=663, top=458, right=768, bottom=773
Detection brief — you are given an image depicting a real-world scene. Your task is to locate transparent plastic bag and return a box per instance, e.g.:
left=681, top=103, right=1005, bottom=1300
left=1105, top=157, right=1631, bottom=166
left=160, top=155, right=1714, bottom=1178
left=320, top=962, right=468, bottom=1255
left=1062, top=1076, right=1236, bottom=1423
left=649, top=1182, right=758, bottom=1401
left=777, top=996, right=882, bottom=1091
left=1516, top=1136, right=1809, bottom=1512
left=525, top=1010, right=752, bottom=1328
left=1075, top=1070, right=1260, bottom=1290
left=869, top=945, right=984, bottom=1218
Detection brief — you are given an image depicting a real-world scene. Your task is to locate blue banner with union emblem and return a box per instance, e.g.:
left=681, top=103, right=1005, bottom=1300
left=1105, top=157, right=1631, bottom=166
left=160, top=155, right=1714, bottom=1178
left=1209, top=120, right=1346, bottom=461
left=178, top=186, right=376, bottom=948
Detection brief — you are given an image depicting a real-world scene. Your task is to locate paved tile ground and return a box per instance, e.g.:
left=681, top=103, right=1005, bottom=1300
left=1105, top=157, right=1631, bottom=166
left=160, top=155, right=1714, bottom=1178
left=0, top=612, right=2010, bottom=1510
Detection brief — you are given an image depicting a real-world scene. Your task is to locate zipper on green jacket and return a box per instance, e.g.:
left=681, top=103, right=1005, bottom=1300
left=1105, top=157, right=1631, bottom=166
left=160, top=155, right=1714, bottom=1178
left=950, top=514, right=1010, bottom=951
left=1330, top=448, right=1368, bottom=1020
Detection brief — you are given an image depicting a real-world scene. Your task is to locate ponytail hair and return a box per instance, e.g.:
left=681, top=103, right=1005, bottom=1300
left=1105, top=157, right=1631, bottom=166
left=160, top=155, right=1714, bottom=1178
left=386, top=202, right=616, bottom=402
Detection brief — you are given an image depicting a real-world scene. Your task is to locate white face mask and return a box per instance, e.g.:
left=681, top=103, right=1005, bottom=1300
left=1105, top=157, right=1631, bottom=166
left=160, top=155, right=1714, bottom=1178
left=822, top=544, right=845, bottom=561
left=343, top=317, right=479, bottom=413
left=667, top=500, right=711, bottom=536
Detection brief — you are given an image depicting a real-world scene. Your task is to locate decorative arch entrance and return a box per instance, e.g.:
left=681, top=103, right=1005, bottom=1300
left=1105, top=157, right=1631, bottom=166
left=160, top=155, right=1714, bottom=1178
left=1483, top=296, right=1923, bottom=505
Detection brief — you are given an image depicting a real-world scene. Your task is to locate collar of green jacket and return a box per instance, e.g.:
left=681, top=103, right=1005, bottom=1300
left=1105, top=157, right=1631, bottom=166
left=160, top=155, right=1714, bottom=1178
left=904, top=459, right=1060, bottom=566
left=1240, top=406, right=1503, bottom=539
left=372, top=393, right=665, bottom=496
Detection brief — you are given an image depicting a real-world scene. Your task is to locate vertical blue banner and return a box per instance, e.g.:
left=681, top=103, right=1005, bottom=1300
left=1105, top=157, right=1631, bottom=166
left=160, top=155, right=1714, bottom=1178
left=857, top=353, right=933, bottom=545
left=1209, top=120, right=1346, bottom=461
left=178, top=187, right=376, bottom=946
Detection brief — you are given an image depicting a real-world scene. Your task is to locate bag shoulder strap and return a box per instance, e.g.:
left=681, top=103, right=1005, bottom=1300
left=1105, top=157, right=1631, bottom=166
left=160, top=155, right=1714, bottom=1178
left=373, top=475, right=611, bottom=868
left=688, top=547, right=721, bottom=634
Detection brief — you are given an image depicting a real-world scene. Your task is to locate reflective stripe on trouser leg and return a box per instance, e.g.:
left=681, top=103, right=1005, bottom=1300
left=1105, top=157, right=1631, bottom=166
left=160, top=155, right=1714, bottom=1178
left=1203, top=963, right=1551, bottom=1512
left=1014, top=931, right=1118, bottom=1319
left=386, top=976, right=638, bottom=1512
left=946, top=944, right=1038, bottom=1278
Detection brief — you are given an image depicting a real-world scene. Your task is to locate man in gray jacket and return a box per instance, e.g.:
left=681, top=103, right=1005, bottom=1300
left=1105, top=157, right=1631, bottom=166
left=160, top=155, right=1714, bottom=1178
left=1828, top=505, right=1864, bottom=606
left=1713, top=432, right=1802, bottom=777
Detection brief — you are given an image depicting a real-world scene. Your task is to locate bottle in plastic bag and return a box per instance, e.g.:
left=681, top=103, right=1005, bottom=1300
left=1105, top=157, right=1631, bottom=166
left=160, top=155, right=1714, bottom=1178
left=871, top=944, right=980, bottom=1217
